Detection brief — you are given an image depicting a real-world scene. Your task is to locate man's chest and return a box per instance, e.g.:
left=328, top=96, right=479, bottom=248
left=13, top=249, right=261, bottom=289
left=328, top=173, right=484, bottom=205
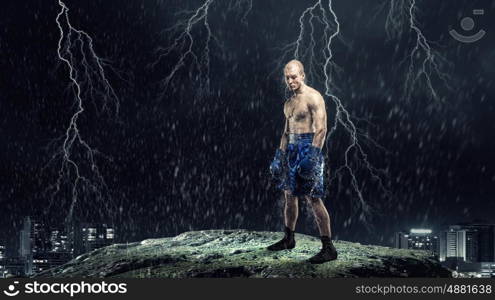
left=284, top=97, right=310, bottom=121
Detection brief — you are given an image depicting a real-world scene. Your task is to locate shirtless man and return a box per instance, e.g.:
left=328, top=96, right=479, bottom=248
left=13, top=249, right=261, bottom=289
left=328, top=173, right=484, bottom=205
left=267, top=60, right=338, bottom=264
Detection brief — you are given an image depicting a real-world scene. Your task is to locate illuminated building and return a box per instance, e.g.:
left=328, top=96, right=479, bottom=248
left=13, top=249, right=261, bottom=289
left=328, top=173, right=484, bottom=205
left=394, top=228, right=439, bottom=257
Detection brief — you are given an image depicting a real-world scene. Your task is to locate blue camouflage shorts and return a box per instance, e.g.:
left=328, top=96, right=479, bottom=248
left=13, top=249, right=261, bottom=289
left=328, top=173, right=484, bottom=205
left=276, top=133, right=325, bottom=198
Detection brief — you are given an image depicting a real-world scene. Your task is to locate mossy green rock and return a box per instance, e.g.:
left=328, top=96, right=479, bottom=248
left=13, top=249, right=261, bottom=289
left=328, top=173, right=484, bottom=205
left=36, top=229, right=451, bottom=278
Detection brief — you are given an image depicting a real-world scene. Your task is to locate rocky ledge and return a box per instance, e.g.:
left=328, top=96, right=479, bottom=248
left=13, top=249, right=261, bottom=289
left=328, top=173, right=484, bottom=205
left=35, top=229, right=451, bottom=278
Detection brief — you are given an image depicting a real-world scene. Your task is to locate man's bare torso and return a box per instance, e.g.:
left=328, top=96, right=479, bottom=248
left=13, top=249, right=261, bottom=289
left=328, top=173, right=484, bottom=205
left=284, top=86, right=319, bottom=134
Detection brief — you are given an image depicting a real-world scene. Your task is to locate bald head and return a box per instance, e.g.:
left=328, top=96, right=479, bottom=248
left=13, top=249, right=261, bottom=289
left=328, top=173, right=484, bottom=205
left=284, top=60, right=305, bottom=76
left=284, top=60, right=306, bottom=92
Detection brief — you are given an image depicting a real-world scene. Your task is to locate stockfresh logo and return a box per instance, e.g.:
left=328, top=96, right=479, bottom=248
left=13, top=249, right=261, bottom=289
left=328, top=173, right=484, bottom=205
left=3, top=281, right=20, bottom=297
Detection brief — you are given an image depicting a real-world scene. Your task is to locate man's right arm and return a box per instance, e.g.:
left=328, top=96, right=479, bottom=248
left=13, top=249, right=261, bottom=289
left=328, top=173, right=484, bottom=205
left=279, top=118, right=289, bottom=150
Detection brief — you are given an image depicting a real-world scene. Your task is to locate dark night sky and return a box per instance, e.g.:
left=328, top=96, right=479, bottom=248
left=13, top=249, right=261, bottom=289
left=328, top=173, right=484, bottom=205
left=1, top=0, right=495, bottom=253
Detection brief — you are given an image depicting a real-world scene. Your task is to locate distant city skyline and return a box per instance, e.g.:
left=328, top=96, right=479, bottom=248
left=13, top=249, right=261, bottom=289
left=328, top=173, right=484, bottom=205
left=1, top=216, right=115, bottom=277
left=394, top=223, right=495, bottom=278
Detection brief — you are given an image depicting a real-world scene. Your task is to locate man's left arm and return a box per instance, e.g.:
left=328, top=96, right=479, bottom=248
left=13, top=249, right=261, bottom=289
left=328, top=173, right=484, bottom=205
left=309, top=93, right=327, bottom=149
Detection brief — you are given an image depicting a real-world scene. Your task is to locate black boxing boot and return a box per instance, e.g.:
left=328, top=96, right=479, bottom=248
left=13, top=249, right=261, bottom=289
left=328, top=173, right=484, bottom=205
left=267, top=227, right=296, bottom=251
left=308, top=236, right=338, bottom=264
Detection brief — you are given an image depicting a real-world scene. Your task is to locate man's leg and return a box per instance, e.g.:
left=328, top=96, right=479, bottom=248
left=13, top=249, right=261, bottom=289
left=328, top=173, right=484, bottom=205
left=306, top=196, right=338, bottom=263
left=284, top=191, right=298, bottom=231
left=306, top=196, right=331, bottom=237
left=267, top=191, right=298, bottom=251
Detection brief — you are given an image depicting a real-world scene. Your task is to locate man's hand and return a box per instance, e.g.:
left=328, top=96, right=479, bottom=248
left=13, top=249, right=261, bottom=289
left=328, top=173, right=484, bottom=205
left=298, top=146, right=322, bottom=180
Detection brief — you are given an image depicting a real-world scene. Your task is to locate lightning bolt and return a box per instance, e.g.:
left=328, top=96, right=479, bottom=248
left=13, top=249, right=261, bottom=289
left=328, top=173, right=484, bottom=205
left=382, top=0, right=410, bottom=41
left=154, top=0, right=252, bottom=98
left=228, top=0, right=253, bottom=26
left=278, top=0, right=390, bottom=228
left=385, top=0, right=451, bottom=104
left=43, top=0, right=119, bottom=224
